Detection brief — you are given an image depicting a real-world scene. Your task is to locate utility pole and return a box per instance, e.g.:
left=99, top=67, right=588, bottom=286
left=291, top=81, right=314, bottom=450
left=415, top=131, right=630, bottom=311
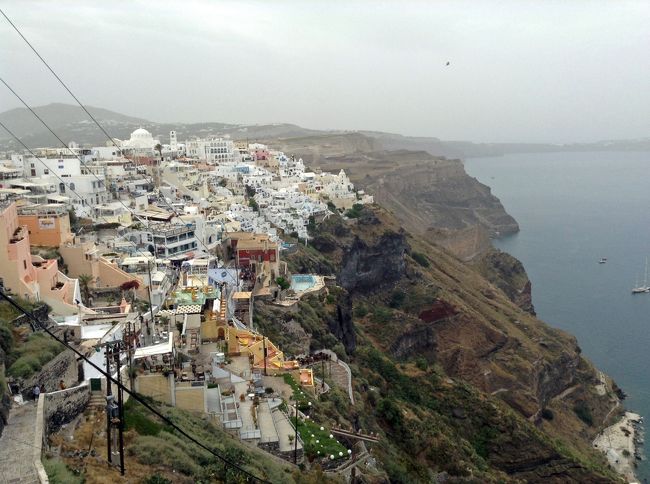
left=321, top=358, right=325, bottom=394
left=105, top=346, right=112, bottom=464
left=294, top=400, right=299, bottom=464
left=116, top=347, right=125, bottom=476
left=262, top=336, right=267, bottom=376
left=146, top=258, right=155, bottom=344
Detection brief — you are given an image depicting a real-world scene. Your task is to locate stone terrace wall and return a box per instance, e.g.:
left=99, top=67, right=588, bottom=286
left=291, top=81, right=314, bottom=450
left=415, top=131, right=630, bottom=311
left=23, top=349, right=80, bottom=399
left=43, top=381, right=90, bottom=437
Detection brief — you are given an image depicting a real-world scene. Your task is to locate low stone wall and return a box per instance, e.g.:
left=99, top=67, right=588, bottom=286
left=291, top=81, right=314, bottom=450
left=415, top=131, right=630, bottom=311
left=23, top=350, right=80, bottom=400
left=259, top=440, right=303, bottom=464
left=34, top=395, right=48, bottom=483
left=43, top=381, right=91, bottom=437
left=12, top=305, right=50, bottom=329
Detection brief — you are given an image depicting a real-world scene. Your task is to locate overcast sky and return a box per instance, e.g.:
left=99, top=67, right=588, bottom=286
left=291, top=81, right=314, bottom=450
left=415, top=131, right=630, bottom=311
left=1, top=1, right=649, bottom=143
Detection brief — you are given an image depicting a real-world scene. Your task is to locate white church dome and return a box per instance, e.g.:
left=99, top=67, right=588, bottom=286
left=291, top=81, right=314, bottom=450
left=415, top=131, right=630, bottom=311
left=131, top=128, right=152, bottom=138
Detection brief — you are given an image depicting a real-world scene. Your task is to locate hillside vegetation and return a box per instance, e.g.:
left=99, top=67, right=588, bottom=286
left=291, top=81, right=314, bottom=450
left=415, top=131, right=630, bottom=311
left=257, top=205, right=622, bottom=482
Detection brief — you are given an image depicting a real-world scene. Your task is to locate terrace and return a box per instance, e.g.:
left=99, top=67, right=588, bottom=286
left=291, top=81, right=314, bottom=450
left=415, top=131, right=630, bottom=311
left=9, top=225, right=27, bottom=244
left=169, top=285, right=220, bottom=306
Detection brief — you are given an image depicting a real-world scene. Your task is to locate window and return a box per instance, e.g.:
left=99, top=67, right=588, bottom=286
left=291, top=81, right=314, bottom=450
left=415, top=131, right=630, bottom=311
left=23, top=260, right=27, bottom=269
left=31, top=169, right=36, bottom=177
left=44, top=169, right=49, bottom=175
left=59, top=182, right=65, bottom=193
left=69, top=183, right=75, bottom=190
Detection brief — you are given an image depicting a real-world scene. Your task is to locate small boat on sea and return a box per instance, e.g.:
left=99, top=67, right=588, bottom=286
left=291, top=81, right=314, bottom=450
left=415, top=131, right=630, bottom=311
left=599, top=258, right=607, bottom=264
left=632, top=257, right=650, bottom=294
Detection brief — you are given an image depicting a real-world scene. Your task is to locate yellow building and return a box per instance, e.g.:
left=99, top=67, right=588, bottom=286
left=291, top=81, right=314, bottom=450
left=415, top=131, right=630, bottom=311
left=209, top=321, right=314, bottom=388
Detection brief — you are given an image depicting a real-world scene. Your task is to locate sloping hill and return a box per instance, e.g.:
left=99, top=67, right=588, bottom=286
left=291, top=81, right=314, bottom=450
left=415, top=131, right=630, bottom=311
left=0, top=103, right=149, bottom=149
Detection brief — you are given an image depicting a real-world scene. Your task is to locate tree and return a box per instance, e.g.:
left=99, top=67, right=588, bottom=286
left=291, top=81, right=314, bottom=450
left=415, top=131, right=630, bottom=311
left=276, top=277, right=290, bottom=291
left=68, top=208, right=80, bottom=231
left=78, top=274, right=93, bottom=306
left=120, top=280, right=140, bottom=302
left=154, top=143, right=163, bottom=161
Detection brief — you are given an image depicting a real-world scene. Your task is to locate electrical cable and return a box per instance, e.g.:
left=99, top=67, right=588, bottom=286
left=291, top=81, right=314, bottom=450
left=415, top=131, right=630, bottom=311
left=0, top=289, right=270, bottom=483
left=0, top=12, right=217, bottom=256
left=0, top=120, right=161, bottom=263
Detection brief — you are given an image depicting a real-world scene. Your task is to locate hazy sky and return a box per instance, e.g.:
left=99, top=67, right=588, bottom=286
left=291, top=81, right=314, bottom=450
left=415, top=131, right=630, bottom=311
left=1, top=1, right=649, bottom=143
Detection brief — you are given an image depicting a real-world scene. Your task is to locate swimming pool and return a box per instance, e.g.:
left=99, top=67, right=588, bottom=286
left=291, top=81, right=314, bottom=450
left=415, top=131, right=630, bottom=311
left=291, top=274, right=317, bottom=292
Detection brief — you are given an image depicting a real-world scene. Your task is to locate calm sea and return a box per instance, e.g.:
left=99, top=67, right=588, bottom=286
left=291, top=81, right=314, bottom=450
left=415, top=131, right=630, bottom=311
left=465, top=151, right=650, bottom=480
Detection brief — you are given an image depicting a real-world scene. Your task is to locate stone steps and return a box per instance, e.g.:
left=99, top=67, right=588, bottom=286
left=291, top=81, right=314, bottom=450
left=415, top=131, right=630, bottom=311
left=0, top=403, right=40, bottom=484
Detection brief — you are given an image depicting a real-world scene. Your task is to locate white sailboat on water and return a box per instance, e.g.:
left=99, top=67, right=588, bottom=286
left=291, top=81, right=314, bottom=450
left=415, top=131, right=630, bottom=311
left=632, top=257, right=650, bottom=294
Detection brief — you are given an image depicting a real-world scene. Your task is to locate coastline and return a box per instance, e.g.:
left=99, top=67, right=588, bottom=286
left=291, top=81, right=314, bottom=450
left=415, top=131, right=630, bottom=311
left=593, top=411, right=643, bottom=483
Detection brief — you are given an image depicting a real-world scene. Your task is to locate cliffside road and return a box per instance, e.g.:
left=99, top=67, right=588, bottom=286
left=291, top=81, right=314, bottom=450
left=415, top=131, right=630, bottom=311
left=0, top=402, right=40, bottom=484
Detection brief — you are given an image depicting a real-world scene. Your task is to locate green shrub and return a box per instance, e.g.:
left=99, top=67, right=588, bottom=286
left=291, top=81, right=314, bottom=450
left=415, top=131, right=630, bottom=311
left=354, top=304, right=368, bottom=318
left=43, top=457, right=83, bottom=484
left=129, top=434, right=200, bottom=475
left=276, top=277, right=290, bottom=290
left=6, top=332, right=63, bottom=379
left=370, top=306, right=393, bottom=324
left=0, top=324, right=14, bottom=354
left=471, top=426, right=497, bottom=459
left=412, top=252, right=430, bottom=268
left=332, top=342, right=347, bottom=360
left=143, top=475, right=172, bottom=484
left=541, top=408, right=554, bottom=421
left=7, top=357, right=40, bottom=379
left=124, top=399, right=168, bottom=436
left=378, top=398, right=403, bottom=428
left=573, top=402, right=593, bottom=426
left=415, top=357, right=428, bottom=371
left=345, top=204, right=364, bottom=219
left=389, top=290, right=406, bottom=309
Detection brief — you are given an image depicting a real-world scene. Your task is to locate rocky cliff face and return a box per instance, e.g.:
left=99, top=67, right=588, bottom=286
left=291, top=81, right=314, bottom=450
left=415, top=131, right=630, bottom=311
left=282, top=206, right=620, bottom=482
left=330, top=293, right=356, bottom=354
left=473, top=249, right=535, bottom=314
left=338, top=231, right=407, bottom=293
left=272, top=133, right=518, bottom=259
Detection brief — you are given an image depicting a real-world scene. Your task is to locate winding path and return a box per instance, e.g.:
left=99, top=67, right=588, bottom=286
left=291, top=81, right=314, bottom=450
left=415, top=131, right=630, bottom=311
left=313, top=350, right=354, bottom=404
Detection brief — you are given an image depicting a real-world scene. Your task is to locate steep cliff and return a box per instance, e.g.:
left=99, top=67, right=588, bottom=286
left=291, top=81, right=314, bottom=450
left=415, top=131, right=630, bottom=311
left=272, top=205, right=621, bottom=482
left=271, top=133, right=518, bottom=259
left=472, top=248, right=536, bottom=314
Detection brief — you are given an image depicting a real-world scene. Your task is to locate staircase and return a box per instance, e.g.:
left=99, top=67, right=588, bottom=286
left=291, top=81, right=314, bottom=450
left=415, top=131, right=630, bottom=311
left=89, top=391, right=105, bottom=408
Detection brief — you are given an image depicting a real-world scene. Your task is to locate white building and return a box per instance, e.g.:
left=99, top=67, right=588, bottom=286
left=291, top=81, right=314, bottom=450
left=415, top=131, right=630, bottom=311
left=119, top=128, right=160, bottom=155
left=185, top=137, right=236, bottom=164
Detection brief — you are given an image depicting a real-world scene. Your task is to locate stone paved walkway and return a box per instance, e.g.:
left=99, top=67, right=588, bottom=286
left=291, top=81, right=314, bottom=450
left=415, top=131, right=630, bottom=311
left=0, top=402, right=40, bottom=484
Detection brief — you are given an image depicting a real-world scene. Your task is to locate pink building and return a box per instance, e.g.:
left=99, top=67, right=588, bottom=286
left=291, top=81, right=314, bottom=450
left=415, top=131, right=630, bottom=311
left=0, top=200, right=83, bottom=315
left=253, top=148, right=270, bottom=161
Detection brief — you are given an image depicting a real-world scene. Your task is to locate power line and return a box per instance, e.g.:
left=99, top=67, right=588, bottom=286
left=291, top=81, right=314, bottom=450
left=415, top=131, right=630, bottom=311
left=0, top=75, right=213, bottom=259
left=0, top=10, right=217, bottom=255
left=0, top=73, right=214, bottom=257
left=0, top=120, right=155, bottom=261
left=0, top=77, right=152, bottom=228
left=0, top=289, right=270, bottom=483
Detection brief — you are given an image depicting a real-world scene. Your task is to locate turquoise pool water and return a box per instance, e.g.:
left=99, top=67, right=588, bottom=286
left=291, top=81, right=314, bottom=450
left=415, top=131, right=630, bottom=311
left=291, top=274, right=316, bottom=292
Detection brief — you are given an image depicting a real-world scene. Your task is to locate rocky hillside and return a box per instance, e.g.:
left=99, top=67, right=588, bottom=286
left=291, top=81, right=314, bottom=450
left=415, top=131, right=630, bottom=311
left=270, top=134, right=518, bottom=260
left=258, top=206, right=623, bottom=482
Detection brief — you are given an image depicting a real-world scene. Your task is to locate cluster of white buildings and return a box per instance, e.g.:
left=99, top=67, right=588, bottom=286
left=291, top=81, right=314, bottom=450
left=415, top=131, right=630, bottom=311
left=0, top=127, right=372, bottom=262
